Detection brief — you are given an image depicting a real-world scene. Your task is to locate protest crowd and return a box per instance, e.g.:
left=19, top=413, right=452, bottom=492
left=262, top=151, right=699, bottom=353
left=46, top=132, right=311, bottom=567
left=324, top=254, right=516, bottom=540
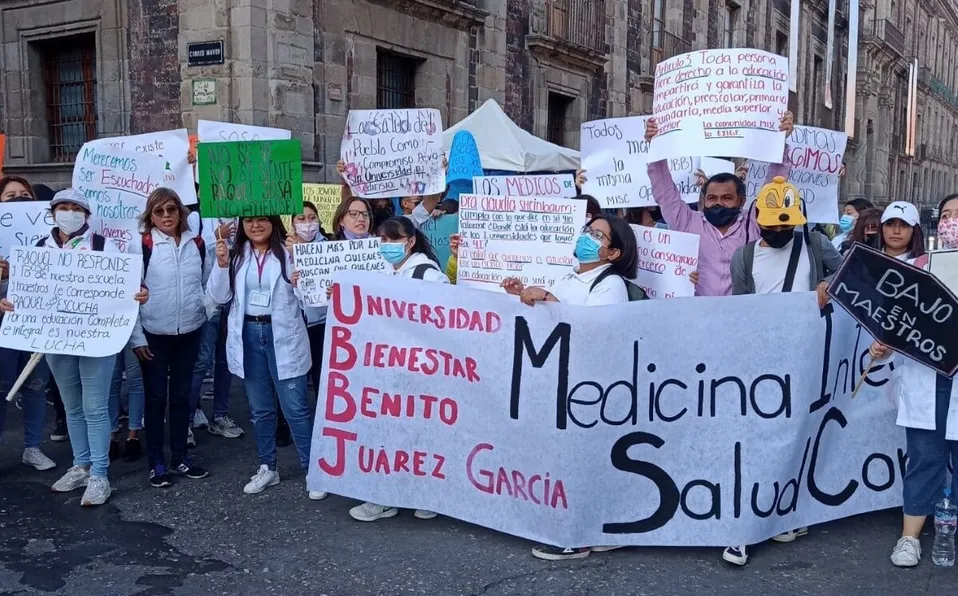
left=1, top=47, right=958, bottom=576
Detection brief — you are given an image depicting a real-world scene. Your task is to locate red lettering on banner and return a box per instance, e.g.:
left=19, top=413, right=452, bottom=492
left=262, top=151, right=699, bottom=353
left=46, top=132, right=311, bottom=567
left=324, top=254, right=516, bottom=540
left=318, top=426, right=357, bottom=476
left=413, top=451, right=427, bottom=477
left=329, top=326, right=357, bottom=370
left=353, top=388, right=459, bottom=425
left=433, top=454, right=446, bottom=479
left=395, top=450, right=410, bottom=472
left=325, top=371, right=356, bottom=423
left=362, top=342, right=481, bottom=382
left=357, top=446, right=447, bottom=479
left=331, top=283, right=362, bottom=324
left=466, top=443, right=568, bottom=509
left=353, top=291, right=502, bottom=333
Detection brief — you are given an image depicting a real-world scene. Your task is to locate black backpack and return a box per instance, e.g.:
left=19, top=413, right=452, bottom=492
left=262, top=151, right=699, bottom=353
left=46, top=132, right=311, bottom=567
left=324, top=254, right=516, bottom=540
left=38, top=234, right=106, bottom=251
left=589, top=268, right=648, bottom=301
left=411, top=263, right=440, bottom=280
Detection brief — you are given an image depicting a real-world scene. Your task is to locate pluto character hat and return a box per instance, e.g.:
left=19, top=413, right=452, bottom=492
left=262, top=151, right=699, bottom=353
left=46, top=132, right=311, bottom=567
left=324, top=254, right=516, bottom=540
left=755, top=176, right=806, bottom=227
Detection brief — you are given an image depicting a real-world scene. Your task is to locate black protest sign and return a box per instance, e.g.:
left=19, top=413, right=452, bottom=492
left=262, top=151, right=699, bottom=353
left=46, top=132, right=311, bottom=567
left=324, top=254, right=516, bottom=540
left=827, top=243, right=958, bottom=376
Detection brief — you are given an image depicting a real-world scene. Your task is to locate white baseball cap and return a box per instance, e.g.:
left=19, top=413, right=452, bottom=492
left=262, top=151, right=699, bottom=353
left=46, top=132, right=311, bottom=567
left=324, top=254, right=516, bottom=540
left=881, top=201, right=920, bottom=227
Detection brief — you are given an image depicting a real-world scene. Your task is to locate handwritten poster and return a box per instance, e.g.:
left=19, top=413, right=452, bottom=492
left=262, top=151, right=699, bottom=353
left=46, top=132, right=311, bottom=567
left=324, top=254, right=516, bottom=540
left=309, top=272, right=904, bottom=547
left=446, top=131, right=483, bottom=183
left=340, top=109, right=445, bottom=199
left=292, top=238, right=386, bottom=307
left=472, top=175, right=576, bottom=199
left=84, top=130, right=196, bottom=205
left=699, top=157, right=736, bottom=177
left=197, top=121, right=291, bottom=144
left=421, top=214, right=459, bottom=268
left=197, top=140, right=304, bottom=217
left=929, top=250, right=958, bottom=295
left=650, top=49, right=789, bottom=162
left=303, top=183, right=343, bottom=232
left=0, top=202, right=53, bottom=258
left=0, top=246, right=142, bottom=357
left=456, top=194, right=585, bottom=291
left=745, top=125, right=846, bottom=223
left=631, top=225, right=699, bottom=298
left=72, top=143, right=173, bottom=251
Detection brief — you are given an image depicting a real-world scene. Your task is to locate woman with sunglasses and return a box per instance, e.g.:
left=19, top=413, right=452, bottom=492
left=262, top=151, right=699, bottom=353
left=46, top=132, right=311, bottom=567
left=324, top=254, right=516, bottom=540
left=208, top=216, right=317, bottom=497
left=501, top=214, right=638, bottom=561
left=130, top=188, right=211, bottom=488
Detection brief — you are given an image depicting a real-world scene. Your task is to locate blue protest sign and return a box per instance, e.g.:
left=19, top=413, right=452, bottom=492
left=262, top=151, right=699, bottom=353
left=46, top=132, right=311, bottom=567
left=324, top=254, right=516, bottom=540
left=446, top=131, right=483, bottom=184
left=421, top=214, right=459, bottom=269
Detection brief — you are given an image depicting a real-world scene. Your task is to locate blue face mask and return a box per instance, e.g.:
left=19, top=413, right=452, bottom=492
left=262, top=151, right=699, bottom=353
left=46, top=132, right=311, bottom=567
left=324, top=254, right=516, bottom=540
left=574, top=233, right=602, bottom=264
left=839, top=214, right=855, bottom=233
left=379, top=241, right=407, bottom=265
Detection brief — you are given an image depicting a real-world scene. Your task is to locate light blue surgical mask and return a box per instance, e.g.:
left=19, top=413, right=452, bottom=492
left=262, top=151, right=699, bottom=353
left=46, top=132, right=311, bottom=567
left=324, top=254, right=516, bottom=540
left=379, top=241, right=407, bottom=265
left=574, top=233, right=602, bottom=264
left=839, top=214, right=855, bottom=233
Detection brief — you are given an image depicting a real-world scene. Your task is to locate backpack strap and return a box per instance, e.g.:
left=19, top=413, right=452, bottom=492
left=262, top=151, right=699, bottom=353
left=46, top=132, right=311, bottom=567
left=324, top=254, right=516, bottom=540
left=743, top=241, right=757, bottom=292
left=412, top=263, right=438, bottom=280
left=194, top=236, right=206, bottom=270
left=91, top=234, right=106, bottom=252
left=589, top=267, right=616, bottom=293
left=781, top=232, right=805, bottom=293
left=141, top=233, right=154, bottom=275
left=34, top=237, right=47, bottom=247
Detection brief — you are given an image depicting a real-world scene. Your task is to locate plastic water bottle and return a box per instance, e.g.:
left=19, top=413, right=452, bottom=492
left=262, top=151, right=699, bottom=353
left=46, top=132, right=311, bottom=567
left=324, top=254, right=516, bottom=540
left=932, top=488, right=957, bottom=567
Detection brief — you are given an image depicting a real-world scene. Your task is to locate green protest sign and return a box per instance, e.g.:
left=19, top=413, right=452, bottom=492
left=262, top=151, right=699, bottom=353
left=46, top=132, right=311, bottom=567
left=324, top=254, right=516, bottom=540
left=198, top=139, right=304, bottom=217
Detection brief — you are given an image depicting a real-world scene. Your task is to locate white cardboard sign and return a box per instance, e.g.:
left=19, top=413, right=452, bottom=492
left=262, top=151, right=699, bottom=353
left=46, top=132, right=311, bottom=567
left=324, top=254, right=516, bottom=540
left=0, top=202, right=54, bottom=258
left=632, top=225, right=699, bottom=298
left=472, top=175, right=576, bottom=199
left=293, top=238, right=387, bottom=307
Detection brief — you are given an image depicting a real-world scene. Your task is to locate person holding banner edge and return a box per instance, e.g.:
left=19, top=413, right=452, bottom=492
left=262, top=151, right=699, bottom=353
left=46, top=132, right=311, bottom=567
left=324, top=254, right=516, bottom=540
left=207, top=215, right=318, bottom=498
left=345, top=215, right=448, bottom=523
left=1, top=188, right=150, bottom=506
left=868, top=194, right=958, bottom=568
left=0, top=175, right=58, bottom=473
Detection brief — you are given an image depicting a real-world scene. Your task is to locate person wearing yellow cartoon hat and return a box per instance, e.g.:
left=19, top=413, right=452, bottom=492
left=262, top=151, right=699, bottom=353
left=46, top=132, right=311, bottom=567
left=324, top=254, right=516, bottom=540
left=722, top=177, right=843, bottom=567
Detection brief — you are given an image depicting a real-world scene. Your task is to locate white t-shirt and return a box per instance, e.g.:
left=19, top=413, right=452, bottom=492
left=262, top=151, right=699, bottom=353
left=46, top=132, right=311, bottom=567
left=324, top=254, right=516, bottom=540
left=752, top=240, right=812, bottom=295
left=392, top=252, right=449, bottom=283
left=549, top=264, right=630, bottom=306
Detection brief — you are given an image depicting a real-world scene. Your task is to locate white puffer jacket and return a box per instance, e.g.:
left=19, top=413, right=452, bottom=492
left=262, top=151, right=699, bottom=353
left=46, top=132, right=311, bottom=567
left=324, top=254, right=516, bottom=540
left=128, top=229, right=211, bottom=336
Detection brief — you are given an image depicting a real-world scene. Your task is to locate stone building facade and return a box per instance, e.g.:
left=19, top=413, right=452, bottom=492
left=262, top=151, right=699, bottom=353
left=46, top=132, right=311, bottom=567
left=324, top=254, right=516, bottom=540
left=0, top=0, right=952, bottom=210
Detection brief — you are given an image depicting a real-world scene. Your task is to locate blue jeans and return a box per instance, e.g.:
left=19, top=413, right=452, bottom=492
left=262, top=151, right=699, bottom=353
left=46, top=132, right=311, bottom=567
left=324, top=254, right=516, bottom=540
left=109, top=345, right=144, bottom=432
left=242, top=321, right=312, bottom=470
left=0, top=347, right=50, bottom=449
left=141, top=329, right=203, bottom=468
left=903, top=375, right=958, bottom=516
left=190, top=312, right=231, bottom=420
left=46, top=353, right=116, bottom=478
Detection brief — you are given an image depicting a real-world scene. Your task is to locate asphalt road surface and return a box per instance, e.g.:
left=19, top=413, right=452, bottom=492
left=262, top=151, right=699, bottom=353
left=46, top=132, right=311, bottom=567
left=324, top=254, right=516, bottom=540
left=2, top=387, right=957, bottom=596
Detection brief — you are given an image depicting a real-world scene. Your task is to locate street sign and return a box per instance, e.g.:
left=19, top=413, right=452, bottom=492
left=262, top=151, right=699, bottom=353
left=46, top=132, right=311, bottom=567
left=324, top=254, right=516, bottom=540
left=187, top=41, right=224, bottom=66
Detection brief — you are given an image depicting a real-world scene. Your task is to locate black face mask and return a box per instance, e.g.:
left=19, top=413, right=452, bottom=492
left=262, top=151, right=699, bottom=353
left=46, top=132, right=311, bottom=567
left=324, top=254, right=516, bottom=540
left=703, top=205, right=741, bottom=228
left=3, top=195, right=32, bottom=202
left=864, top=233, right=879, bottom=248
left=760, top=228, right=795, bottom=249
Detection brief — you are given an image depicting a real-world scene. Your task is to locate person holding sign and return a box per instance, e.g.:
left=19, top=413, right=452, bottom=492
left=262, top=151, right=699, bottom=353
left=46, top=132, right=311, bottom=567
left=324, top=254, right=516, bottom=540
left=131, top=188, right=212, bottom=488
left=869, top=194, right=958, bottom=568
left=0, top=175, right=58, bottom=473
left=643, top=113, right=794, bottom=297
left=724, top=177, right=840, bottom=566
left=207, top=216, right=317, bottom=498
left=877, top=202, right=926, bottom=261
left=0, top=189, right=150, bottom=506
left=499, top=214, right=639, bottom=560
left=347, top=215, right=448, bottom=524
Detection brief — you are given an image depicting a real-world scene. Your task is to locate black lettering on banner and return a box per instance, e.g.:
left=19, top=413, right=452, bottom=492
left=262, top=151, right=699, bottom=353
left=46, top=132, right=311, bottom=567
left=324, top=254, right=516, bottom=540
left=861, top=452, right=895, bottom=492
left=602, top=432, right=680, bottom=534
left=509, top=318, right=571, bottom=428
left=811, top=303, right=834, bottom=414
left=807, top=407, right=858, bottom=506
left=680, top=479, right=721, bottom=521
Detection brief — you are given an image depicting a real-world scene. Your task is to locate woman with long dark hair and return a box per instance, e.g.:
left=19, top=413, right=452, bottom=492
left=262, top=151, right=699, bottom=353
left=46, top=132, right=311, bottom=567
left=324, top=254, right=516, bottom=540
left=207, top=216, right=317, bottom=497
left=877, top=201, right=926, bottom=260
left=844, top=207, right=882, bottom=254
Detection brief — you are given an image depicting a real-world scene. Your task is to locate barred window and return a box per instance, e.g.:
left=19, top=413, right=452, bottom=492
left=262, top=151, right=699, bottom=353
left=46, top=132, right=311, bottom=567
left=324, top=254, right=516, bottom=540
left=40, top=34, right=98, bottom=162
left=376, top=51, right=418, bottom=110
left=547, top=93, right=575, bottom=147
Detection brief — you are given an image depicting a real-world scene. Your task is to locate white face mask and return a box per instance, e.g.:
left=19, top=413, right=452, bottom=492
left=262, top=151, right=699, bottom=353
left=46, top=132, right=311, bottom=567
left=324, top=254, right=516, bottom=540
left=55, top=210, right=87, bottom=234
left=294, top=222, right=320, bottom=242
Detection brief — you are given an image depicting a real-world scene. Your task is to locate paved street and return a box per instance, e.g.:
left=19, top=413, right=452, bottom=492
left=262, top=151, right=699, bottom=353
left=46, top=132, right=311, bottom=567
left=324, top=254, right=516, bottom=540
left=2, top=390, right=957, bottom=596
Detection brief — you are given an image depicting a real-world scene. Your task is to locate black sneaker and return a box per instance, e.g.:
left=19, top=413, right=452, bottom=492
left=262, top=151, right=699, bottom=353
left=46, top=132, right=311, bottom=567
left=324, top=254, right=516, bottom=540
left=172, top=459, right=209, bottom=479
left=531, top=546, right=591, bottom=561
left=50, top=419, right=69, bottom=442
left=150, top=464, right=172, bottom=488
left=109, top=439, right=120, bottom=461
left=123, top=438, right=142, bottom=462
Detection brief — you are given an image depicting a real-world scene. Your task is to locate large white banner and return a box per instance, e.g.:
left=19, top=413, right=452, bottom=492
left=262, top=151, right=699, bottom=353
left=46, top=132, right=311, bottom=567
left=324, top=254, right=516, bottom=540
left=0, top=246, right=141, bottom=357
left=746, top=125, right=847, bottom=223
left=83, top=130, right=197, bottom=206
left=456, top=194, right=586, bottom=291
left=197, top=121, right=291, bottom=143
left=0, top=202, right=53, bottom=258
left=340, top=109, right=445, bottom=199
left=632, top=226, right=699, bottom=298
left=293, top=238, right=386, bottom=307
left=650, top=49, right=789, bottom=162
left=309, top=272, right=905, bottom=547
left=473, top=175, right=576, bottom=199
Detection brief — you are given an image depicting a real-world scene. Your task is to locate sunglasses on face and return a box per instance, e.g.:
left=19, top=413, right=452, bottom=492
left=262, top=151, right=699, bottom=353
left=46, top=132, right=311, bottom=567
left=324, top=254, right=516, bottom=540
left=152, top=206, right=179, bottom=217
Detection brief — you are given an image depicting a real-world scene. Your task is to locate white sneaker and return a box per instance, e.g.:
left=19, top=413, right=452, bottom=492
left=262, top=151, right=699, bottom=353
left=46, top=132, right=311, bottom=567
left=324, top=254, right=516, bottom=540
left=890, top=536, right=921, bottom=567
left=349, top=501, right=399, bottom=522
left=80, top=476, right=112, bottom=506
left=243, top=465, right=280, bottom=494
left=51, top=466, right=90, bottom=492
left=209, top=415, right=244, bottom=439
left=187, top=427, right=197, bottom=448
left=722, top=545, right=748, bottom=566
left=22, top=447, right=56, bottom=471
left=414, top=509, right=438, bottom=520
left=192, top=409, right=209, bottom=429
left=771, top=527, right=809, bottom=543
left=308, top=490, right=328, bottom=501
